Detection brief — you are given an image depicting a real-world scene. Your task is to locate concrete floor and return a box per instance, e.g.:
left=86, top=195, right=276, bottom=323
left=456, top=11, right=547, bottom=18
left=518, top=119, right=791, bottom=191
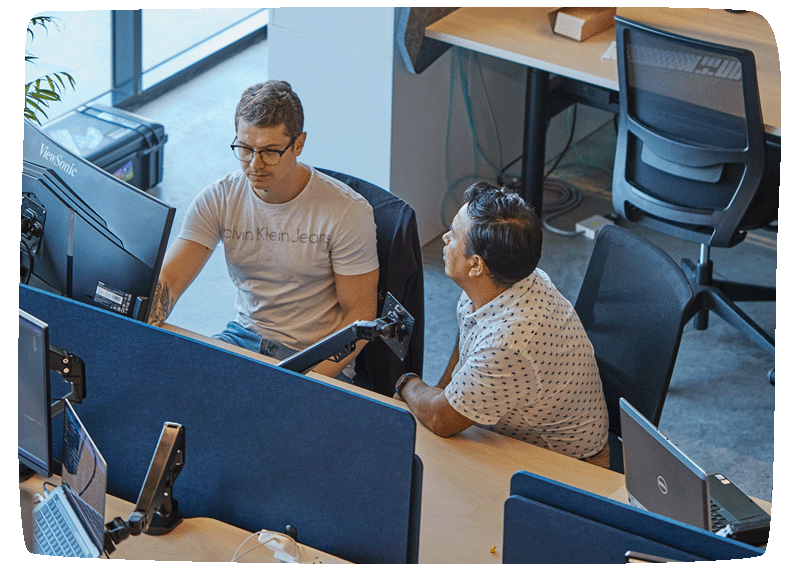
left=131, top=39, right=777, bottom=504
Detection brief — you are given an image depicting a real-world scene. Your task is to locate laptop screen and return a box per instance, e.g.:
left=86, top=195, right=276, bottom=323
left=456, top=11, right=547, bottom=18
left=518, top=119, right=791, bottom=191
left=61, top=401, right=108, bottom=551
left=620, top=398, right=711, bottom=530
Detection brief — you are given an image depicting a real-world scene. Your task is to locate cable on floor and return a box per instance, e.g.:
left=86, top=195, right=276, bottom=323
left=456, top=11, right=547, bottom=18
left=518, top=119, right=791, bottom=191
left=541, top=178, right=584, bottom=236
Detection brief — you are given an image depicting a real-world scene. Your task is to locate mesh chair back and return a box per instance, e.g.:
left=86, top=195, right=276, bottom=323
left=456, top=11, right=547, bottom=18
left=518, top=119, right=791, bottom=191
left=316, top=168, right=425, bottom=397
left=574, top=225, right=693, bottom=438
left=612, top=16, right=776, bottom=247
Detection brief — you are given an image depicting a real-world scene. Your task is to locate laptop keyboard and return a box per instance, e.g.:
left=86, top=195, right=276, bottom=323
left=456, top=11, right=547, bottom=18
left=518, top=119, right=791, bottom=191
left=65, top=486, right=104, bottom=545
left=33, top=495, right=92, bottom=558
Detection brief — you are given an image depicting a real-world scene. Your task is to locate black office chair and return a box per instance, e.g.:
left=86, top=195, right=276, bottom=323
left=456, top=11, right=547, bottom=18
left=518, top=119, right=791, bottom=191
left=316, top=168, right=425, bottom=398
left=574, top=225, right=693, bottom=473
left=612, top=16, right=778, bottom=361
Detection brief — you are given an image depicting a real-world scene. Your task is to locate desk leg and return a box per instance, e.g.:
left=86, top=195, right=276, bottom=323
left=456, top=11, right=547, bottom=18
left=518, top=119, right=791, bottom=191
left=520, top=67, right=549, bottom=217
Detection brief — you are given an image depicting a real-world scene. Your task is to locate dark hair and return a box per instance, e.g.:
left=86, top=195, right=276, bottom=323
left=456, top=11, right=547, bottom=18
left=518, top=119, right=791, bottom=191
left=234, top=80, right=304, bottom=137
left=463, top=181, right=543, bottom=287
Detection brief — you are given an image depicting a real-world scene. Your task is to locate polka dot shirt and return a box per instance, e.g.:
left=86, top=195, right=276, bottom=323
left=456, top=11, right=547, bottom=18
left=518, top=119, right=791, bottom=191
left=444, top=268, right=609, bottom=459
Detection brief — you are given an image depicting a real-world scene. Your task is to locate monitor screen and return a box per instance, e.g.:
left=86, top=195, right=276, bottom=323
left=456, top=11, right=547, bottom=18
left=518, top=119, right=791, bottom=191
left=18, top=309, right=53, bottom=478
left=21, top=119, right=175, bottom=321
left=61, top=401, right=108, bottom=551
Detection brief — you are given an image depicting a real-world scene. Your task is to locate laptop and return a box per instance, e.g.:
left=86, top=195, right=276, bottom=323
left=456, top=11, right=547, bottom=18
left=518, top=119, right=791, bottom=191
left=619, top=398, right=770, bottom=546
left=32, top=401, right=108, bottom=558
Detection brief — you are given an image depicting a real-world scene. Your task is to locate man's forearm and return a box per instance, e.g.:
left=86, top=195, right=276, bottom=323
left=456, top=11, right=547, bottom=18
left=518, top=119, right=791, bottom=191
left=147, top=280, right=175, bottom=326
left=148, top=238, right=212, bottom=326
left=398, top=376, right=475, bottom=437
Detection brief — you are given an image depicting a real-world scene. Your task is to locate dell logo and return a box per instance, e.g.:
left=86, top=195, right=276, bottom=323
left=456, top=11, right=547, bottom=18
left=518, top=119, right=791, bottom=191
left=657, top=475, right=668, bottom=494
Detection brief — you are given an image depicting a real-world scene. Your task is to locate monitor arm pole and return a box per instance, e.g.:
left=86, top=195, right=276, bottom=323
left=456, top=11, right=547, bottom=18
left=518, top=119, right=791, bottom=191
left=278, top=293, right=415, bottom=375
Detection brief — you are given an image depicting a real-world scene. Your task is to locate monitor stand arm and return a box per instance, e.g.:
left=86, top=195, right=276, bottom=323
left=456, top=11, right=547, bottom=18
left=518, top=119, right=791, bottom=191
left=277, top=292, right=415, bottom=375
left=102, top=422, right=185, bottom=556
left=48, top=345, right=86, bottom=419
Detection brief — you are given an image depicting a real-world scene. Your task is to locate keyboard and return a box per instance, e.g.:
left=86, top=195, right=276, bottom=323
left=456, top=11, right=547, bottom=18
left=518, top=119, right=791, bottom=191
left=602, top=41, right=742, bottom=80
left=64, top=485, right=105, bottom=545
left=32, top=492, right=94, bottom=558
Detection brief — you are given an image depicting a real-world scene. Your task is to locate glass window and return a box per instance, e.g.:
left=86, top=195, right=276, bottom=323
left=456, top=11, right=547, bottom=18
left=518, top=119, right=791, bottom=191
left=25, top=9, right=268, bottom=121
left=26, top=11, right=111, bottom=123
left=142, top=9, right=265, bottom=72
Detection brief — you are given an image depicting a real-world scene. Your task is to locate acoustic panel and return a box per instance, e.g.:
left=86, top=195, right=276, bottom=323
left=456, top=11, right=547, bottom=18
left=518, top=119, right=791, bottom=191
left=20, top=284, right=420, bottom=563
left=506, top=471, right=762, bottom=562
left=504, top=495, right=704, bottom=563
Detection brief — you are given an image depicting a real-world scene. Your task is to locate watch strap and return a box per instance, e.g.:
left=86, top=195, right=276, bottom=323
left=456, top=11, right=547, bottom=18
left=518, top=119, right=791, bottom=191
left=395, top=372, right=418, bottom=397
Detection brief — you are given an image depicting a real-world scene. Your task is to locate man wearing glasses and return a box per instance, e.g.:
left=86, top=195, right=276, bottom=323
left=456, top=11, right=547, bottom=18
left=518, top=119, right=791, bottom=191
left=148, top=80, right=379, bottom=382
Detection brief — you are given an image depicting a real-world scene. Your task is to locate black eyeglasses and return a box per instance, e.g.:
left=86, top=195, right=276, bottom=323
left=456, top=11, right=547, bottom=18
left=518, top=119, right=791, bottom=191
left=230, top=134, right=299, bottom=165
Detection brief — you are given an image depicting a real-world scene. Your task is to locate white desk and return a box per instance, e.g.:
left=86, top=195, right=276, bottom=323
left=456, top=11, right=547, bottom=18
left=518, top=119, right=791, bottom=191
left=425, top=7, right=781, bottom=211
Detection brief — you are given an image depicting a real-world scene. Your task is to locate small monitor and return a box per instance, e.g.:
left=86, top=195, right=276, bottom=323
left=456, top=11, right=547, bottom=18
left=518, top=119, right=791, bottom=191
left=21, top=119, right=175, bottom=321
left=19, top=309, right=53, bottom=478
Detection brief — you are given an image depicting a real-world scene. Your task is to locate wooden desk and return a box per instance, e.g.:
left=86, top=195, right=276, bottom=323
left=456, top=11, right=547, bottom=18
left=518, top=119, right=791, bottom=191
left=426, top=7, right=781, bottom=211
left=21, top=324, right=771, bottom=563
left=163, top=325, right=629, bottom=564
left=19, top=474, right=348, bottom=563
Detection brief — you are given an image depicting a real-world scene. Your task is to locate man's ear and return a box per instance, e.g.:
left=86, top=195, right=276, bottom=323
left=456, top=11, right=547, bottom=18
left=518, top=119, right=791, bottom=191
left=468, top=255, right=486, bottom=278
left=293, top=132, right=307, bottom=155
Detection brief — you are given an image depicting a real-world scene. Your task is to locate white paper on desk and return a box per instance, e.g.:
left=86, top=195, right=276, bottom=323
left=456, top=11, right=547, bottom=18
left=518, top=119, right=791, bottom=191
left=602, top=41, right=617, bottom=61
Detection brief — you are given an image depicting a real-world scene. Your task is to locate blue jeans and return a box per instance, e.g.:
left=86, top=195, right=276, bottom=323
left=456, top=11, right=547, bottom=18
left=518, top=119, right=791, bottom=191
left=213, top=321, right=354, bottom=384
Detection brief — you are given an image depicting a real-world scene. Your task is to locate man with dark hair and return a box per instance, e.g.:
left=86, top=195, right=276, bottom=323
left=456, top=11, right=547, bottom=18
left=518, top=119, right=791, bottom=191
left=395, top=182, right=609, bottom=466
left=149, top=80, right=379, bottom=382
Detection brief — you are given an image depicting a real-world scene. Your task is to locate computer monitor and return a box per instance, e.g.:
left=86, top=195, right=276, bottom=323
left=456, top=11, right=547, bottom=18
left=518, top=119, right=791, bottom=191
left=19, top=309, right=53, bottom=478
left=21, top=119, right=175, bottom=321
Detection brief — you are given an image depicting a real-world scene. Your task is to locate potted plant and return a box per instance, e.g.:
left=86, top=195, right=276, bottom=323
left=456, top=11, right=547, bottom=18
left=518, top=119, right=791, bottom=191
left=25, top=15, right=76, bottom=126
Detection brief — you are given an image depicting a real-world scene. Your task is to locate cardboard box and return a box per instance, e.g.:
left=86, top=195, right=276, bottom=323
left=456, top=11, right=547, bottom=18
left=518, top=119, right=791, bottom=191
left=547, top=7, right=616, bottom=42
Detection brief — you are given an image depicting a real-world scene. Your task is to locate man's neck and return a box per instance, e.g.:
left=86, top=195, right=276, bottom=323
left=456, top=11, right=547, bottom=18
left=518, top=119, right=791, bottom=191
left=464, top=279, right=506, bottom=312
left=252, top=163, right=311, bottom=204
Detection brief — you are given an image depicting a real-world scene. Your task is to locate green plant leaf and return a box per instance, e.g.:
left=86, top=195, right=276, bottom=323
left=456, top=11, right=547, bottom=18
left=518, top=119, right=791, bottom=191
left=25, top=15, right=74, bottom=125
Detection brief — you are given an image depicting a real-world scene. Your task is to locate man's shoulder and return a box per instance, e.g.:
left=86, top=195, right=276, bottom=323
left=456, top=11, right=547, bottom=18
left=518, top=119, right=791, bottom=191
left=309, top=168, right=371, bottom=208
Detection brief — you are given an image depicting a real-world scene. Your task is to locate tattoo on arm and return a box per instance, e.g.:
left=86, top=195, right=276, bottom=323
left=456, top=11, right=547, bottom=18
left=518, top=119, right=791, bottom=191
left=147, top=282, right=174, bottom=326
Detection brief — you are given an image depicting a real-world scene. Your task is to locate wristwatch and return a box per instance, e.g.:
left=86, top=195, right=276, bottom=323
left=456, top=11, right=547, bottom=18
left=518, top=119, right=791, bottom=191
left=395, top=372, right=418, bottom=398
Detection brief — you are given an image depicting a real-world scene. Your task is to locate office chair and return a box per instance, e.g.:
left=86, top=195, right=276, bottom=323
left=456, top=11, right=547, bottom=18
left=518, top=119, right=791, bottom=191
left=612, top=16, right=778, bottom=362
left=316, top=168, right=425, bottom=398
left=574, top=225, right=693, bottom=473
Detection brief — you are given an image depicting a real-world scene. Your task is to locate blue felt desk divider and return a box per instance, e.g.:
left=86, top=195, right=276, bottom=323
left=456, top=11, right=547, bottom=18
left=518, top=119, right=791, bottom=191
left=503, top=470, right=763, bottom=563
left=20, top=284, right=422, bottom=564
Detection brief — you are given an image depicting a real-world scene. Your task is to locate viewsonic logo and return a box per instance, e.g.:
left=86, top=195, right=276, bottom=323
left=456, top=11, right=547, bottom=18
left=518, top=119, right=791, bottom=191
left=657, top=475, right=668, bottom=495
left=39, top=143, right=78, bottom=177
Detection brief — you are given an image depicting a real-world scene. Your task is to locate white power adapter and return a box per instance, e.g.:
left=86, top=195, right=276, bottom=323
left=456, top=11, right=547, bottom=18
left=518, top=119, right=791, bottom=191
left=575, top=215, right=614, bottom=239
left=258, top=531, right=303, bottom=562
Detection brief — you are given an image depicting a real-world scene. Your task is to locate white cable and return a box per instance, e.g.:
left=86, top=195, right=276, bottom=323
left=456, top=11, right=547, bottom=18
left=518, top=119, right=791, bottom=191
left=230, top=530, right=264, bottom=562
left=231, top=529, right=304, bottom=563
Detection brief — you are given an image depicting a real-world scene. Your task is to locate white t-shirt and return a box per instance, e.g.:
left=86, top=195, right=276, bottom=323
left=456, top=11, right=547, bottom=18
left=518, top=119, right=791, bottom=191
left=444, top=268, right=609, bottom=459
left=178, top=166, right=379, bottom=350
